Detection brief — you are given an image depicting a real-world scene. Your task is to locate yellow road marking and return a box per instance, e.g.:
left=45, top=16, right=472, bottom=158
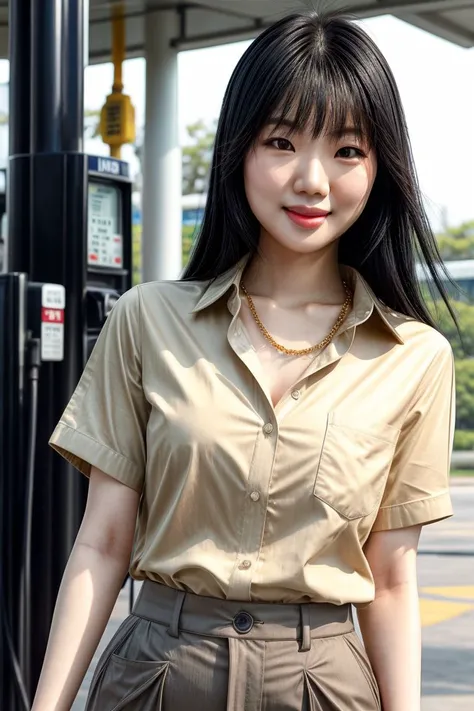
left=419, top=599, right=474, bottom=627
left=421, top=586, right=474, bottom=600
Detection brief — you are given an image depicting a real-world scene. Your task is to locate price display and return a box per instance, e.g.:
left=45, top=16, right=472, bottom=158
left=87, top=183, right=123, bottom=268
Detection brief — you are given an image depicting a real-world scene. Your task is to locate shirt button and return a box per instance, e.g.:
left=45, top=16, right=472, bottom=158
left=235, top=326, right=242, bottom=336
left=291, top=389, right=300, bottom=400
left=239, top=560, right=252, bottom=570
left=250, top=491, right=260, bottom=502
left=263, top=423, right=274, bottom=435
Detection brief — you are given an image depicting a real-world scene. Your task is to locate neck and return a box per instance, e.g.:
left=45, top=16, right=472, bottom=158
left=243, top=238, right=345, bottom=308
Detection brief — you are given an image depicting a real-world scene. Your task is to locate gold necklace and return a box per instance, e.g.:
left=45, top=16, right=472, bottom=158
left=240, top=282, right=353, bottom=357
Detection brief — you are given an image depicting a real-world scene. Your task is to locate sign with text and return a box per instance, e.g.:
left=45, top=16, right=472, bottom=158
left=87, top=183, right=123, bottom=268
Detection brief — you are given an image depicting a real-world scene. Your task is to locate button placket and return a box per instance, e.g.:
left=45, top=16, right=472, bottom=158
left=228, top=422, right=278, bottom=600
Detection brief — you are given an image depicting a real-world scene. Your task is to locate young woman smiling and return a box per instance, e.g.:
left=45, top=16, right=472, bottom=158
left=33, top=9, right=457, bottom=711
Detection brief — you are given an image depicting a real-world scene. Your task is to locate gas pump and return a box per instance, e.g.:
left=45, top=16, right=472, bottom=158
left=0, top=274, right=66, bottom=710
left=0, top=156, right=132, bottom=709
left=86, top=155, right=133, bottom=360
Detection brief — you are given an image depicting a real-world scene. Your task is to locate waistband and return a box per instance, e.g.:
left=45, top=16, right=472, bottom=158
left=132, top=580, right=354, bottom=651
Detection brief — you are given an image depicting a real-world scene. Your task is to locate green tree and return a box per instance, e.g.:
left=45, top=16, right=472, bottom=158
left=436, top=220, right=474, bottom=260
left=429, top=299, right=474, bottom=449
left=430, top=299, right=474, bottom=359
left=454, top=360, right=474, bottom=431
left=182, top=119, right=216, bottom=195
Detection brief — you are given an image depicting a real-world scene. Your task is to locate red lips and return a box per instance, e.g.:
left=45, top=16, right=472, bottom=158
left=285, top=205, right=330, bottom=217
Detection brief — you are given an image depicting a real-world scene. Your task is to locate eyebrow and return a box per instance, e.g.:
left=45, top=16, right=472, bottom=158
left=265, top=118, right=364, bottom=139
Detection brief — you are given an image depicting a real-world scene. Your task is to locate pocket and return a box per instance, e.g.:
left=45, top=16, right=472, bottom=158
left=343, top=632, right=381, bottom=709
left=87, top=653, right=169, bottom=711
left=314, top=412, right=398, bottom=520
left=87, top=615, right=142, bottom=700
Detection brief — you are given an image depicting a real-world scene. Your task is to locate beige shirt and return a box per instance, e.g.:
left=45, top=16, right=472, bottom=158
left=50, top=256, right=455, bottom=605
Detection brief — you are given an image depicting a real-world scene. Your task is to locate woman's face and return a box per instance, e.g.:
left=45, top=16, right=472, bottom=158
left=244, top=117, right=378, bottom=256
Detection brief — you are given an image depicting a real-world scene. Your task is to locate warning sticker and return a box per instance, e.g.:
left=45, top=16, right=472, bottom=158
left=41, top=323, right=64, bottom=361
left=87, top=183, right=123, bottom=268
left=41, top=307, right=64, bottom=323
left=41, top=284, right=65, bottom=361
left=42, top=284, right=66, bottom=309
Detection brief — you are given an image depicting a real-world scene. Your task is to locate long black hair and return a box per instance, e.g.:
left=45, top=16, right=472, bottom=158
left=182, top=8, right=459, bottom=333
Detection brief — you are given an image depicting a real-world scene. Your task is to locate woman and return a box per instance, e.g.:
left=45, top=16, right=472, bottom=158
left=32, top=9, right=457, bottom=711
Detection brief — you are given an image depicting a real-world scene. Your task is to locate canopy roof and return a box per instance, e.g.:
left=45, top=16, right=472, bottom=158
left=0, top=1, right=472, bottom=61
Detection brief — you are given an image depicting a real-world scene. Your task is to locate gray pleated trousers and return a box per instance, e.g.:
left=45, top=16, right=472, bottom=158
left=85, top=581, right=381, bottom=711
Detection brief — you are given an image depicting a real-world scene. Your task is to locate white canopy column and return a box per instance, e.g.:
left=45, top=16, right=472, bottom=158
left=142, top=9, right=182, bottom=281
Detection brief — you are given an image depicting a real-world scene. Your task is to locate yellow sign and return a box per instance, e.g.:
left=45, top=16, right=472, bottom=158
left=100, top=92, right=136, bottom=146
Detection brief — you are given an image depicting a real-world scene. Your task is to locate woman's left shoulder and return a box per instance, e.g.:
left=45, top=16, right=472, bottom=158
left=380, top=305, right=452, bottom=356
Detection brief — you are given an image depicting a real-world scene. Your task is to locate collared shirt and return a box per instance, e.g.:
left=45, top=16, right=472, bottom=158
left=49, top=256, right=455, bottom=605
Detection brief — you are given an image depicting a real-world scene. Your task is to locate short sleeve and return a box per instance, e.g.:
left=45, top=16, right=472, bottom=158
left=371, top=338, right=455, bottom=531
left=49, top=286, right=149, bottom=493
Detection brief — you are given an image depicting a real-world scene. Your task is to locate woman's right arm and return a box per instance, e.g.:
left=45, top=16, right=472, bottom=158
left=31, top=466, right=140, bottom=711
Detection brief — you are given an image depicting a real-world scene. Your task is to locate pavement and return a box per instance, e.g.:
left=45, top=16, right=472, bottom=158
left=418, top=483, right=474, bottom=711
left=72, top=481, right=474, bottom=711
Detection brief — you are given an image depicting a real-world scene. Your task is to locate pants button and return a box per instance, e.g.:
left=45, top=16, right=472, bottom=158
left=232, top=611, right=254, bottom=634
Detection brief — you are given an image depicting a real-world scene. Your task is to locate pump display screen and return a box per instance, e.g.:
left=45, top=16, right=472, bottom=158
left=87, top=182, right=123, bottom=268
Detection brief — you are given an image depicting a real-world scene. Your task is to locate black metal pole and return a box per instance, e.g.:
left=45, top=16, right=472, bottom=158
left=7, top=0, right=32, bottom=274
left=61, top=0, right=84, bottom=152
left=9, top=0, right=30, bottom=156
left=7, top=0, right=87, bottom=701
left=31, top=0, right=63, bottom=154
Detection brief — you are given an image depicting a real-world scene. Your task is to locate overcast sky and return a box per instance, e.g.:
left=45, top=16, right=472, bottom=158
left=1, top=14, right=473, bottom=232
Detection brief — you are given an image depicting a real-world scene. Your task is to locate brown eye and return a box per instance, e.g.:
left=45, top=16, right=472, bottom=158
left=267, top=138, right=294, bottom=152
left=336, top=146, right=365, bottom=159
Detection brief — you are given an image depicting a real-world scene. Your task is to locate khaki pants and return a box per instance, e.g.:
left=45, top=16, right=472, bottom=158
left=85, top=581, right=381, bottom=711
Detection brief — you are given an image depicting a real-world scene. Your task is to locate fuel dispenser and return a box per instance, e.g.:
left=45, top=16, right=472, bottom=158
left=0, top=155, right=132, bottom=709
left=0, top=275, right=66, bottom=710
left=86, top=155, right=133, bottom=360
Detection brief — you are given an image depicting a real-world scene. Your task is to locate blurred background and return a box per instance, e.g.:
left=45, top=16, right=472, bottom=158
left=0, top=3, right=473, bottom=711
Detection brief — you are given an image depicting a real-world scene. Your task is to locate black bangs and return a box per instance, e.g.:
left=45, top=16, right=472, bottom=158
left=181, top=8, right=460, bottom=344
left=264, top=58, right=374, bottom=148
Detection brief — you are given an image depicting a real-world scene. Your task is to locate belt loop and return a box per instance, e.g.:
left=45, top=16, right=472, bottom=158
left=299, top=604, right=311, bottom=652
left=167, top=589, right=186, bottom=638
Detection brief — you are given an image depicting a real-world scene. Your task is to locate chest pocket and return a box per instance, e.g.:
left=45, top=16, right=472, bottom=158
left=314, top=412, right=399, bottom=520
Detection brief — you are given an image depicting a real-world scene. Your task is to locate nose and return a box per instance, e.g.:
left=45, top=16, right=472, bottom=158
left=294, top=156, right=330, bottom=197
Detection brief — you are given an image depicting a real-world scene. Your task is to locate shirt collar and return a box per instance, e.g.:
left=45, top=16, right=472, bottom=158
left=191, top=254, right=404, bottom=345
left=191, top=254, right=250, bottom=314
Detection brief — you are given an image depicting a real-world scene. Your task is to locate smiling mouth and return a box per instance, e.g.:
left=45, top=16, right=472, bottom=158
left=284, top=206, right=330, bottom=217
left=283, top=208, right=330, bottom=229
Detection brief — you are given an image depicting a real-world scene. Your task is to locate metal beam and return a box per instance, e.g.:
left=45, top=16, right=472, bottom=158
left=354, top=0, right=474, bottom=18
left=88, top=3, right=195, bottom=26
left=397, top=11, right=474, bottom=46
left=85, top=0, right=474, bottom=60
left=87, top=0, right=474, bottom=26
left=191, top=1, right=258, bottom=22
left=171, top=20, right=265, bottom=49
